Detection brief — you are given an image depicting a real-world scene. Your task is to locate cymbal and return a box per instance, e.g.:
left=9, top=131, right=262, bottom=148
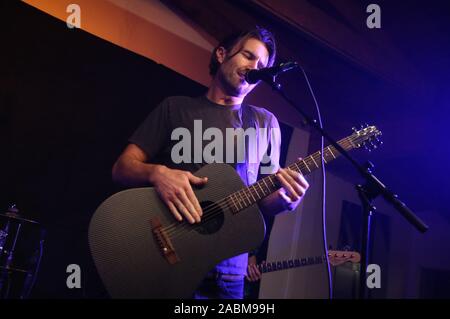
left=0, top=213, right=40, bottom=225
left=0, top=266, right=28, bottom=273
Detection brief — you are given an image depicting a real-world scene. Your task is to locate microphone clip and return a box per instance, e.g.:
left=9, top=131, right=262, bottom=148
left=245, top=61, right=299, bottom=87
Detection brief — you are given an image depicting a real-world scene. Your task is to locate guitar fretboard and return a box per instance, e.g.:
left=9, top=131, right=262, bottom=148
left=227, top=135, right=356, bottom=213
left=259, top=255, right=326, bottom=274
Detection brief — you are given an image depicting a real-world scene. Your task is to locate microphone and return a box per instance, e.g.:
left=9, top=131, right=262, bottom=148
left=245, top=61, right=299, bottom=84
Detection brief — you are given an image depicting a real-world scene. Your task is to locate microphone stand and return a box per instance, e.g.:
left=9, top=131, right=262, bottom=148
left=260, top=73, right=429, bottom=299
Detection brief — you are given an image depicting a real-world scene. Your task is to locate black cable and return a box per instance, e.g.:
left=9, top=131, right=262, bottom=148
left=297, top=66, right=333, bottom=299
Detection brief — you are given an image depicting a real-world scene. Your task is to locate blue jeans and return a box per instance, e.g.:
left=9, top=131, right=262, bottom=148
left=193, top=276, right=244, bottom=299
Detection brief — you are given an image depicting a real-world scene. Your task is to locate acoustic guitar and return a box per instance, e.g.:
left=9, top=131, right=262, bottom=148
left=89, top=126, right=381, bottom=298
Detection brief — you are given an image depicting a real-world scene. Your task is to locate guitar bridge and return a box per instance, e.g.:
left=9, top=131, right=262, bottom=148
left=149, top=217, right=180, bottom=265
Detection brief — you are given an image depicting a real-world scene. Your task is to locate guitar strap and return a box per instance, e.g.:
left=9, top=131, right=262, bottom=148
left=240, top=103, right=258, bottom=186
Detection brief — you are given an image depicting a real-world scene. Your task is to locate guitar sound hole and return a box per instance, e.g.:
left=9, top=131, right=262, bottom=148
left=195, top=201, right=224, bottom=235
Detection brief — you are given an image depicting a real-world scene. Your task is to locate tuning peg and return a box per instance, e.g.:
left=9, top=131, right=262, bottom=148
left=376, top=139, right=382, bottom=145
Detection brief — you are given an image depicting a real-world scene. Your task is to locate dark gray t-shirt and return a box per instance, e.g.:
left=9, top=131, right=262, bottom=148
left=129, top=95, right=281, bottom=275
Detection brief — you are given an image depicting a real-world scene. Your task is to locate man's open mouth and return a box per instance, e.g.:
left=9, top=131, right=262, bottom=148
left=237, top=71, right=247, bottom=81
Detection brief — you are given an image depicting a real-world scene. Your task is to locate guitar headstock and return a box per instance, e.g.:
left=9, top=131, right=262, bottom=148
left=328, top=250, right=361, bottom=266
left=350, top=125, right=382, bottom=152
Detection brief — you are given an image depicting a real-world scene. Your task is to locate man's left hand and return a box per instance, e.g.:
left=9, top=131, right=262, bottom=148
left=246, top=255, right=263, bottom=282
left=275, top=164, right=309, bottom=211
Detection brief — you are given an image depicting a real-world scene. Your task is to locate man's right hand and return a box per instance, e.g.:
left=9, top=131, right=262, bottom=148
left=150, top=165, right=208, bottom=224
left=246, top=255, right=263, bottom=282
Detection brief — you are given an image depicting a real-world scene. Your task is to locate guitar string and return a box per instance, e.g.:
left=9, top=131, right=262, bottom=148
left=163, top=145, right=344, bottom=238
left=166, top=167, right=360, bottom=238
left=161, top=138, right=357, bottom=238
left=162, top=138, right=358, bottom=237
left=163, top=138, right=356, bottom=237
left=166, top=128, right=380, bottom=238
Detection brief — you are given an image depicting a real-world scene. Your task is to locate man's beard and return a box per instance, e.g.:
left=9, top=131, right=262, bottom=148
left=218, top=69, right=247, bottom=97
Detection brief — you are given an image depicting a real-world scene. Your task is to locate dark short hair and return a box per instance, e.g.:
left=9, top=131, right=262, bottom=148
left=209, top=26, right=276, bottom=76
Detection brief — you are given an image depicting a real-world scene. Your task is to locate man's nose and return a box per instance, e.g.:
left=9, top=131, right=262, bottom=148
left=247, top=60, right=259, bottom=70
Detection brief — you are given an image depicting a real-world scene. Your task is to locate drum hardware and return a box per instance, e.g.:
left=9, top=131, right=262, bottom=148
left=0, top=205, right=45, bottom=299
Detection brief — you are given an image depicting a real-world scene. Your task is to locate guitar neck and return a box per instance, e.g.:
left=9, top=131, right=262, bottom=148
left=258, top=255, right=327, bottom=274
left=227, top=136, right=356, bottom=213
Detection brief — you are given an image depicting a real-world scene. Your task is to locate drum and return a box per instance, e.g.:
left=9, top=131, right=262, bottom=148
left=0, top=205, right=45, bottom=299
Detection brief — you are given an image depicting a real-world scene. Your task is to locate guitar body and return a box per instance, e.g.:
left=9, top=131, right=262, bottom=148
left=88, top=163, right=266, bottom=298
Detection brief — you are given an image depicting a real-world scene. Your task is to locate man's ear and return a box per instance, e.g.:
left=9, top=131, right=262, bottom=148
left=215, top=46, right=227, bottom=64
